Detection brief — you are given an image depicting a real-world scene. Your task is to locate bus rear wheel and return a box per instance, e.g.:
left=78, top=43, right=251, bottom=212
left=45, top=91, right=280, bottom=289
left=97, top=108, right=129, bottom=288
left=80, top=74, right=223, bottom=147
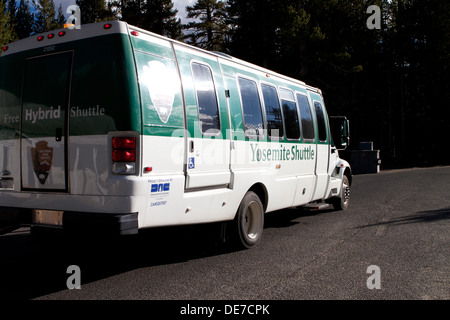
left=231, top=191, right=264, bottom=249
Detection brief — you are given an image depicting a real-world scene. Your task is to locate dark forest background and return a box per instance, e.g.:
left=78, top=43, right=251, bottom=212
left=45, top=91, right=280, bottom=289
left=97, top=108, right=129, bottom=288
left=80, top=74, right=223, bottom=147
left=2, top=0, right=449, bottom=168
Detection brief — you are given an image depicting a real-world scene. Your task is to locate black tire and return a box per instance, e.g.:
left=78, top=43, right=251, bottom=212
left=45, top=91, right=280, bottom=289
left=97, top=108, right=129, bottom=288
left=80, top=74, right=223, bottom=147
left=231, top=191, right=264, bottom=249
left=333, top=175, right=350, bottom=211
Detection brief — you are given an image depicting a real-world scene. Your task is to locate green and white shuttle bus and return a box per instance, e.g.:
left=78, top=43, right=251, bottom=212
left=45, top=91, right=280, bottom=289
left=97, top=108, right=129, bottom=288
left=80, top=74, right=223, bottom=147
left=0, top=21, right=351, bottom=248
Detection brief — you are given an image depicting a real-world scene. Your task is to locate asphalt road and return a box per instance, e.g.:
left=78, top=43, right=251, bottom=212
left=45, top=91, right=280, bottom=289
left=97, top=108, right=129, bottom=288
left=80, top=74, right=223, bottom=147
left=0, top=166, right=449, bottom=302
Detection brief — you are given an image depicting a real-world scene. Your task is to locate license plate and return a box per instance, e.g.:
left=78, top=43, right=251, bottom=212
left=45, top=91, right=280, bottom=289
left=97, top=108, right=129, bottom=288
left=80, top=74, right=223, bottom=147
left=32, top=209, right=64, bottom=226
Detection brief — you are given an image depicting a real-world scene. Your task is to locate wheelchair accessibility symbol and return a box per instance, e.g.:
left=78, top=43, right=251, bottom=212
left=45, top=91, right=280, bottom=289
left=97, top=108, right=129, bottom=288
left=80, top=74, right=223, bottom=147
left=188, top=157, right=195, bottom=169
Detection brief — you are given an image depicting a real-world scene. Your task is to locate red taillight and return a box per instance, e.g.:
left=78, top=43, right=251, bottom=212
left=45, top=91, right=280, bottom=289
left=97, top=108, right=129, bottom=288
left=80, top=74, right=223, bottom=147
left=48, top=33, right=55, bottom=39
left=104, top=23, right=112, bottom=30
left=131, top=31, right=139, bottom=36
left=112, top=137, right=136, bottom=162
left=112, top=137, right=136, bottom=150
left=58, top=31, right=66, bottom=37
left=112, top=149, right=136, bottom=162
left=37, top=36, right=44, bottom=41
left=1, top=46, right=8, bottom=52
left=112, top=136, right=137, bottom=174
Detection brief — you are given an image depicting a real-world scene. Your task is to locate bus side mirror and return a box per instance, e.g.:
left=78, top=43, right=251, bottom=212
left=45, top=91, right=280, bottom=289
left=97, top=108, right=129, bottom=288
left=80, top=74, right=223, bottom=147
left=330, top=116, right=350, bottom=150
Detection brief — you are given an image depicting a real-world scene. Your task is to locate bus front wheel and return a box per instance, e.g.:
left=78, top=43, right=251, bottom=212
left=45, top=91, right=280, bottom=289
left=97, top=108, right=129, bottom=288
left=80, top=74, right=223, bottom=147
left=332, top=175, right=350, bottom=211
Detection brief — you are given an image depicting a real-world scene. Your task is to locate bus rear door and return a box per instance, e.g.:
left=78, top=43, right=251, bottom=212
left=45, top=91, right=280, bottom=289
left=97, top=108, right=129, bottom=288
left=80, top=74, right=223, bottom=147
left=20, top=52, right=72, bottom=191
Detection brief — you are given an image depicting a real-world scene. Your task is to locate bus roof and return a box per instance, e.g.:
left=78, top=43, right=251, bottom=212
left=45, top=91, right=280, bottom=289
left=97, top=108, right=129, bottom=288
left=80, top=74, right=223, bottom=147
left=1, top=21, right=129, bottom=57
left=1, top=20, right=321, bottom=94
left=127, top=24, right=319, bottom=93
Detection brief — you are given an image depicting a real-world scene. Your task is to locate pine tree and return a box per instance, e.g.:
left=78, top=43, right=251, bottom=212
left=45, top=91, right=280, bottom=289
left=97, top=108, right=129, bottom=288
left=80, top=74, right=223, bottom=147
left=33, top=0, right=58, bottom=33
left=385, top=0, right=450, bottom=165
left=226, top=0, right=290, bottom=68
left=118, top=0, right=182, bottom=40
left=76, top=0, right=116, bottom=24
left=143, top=0, right=183, bottom=40
left=1, top=0, right=16, bottom=45
left=6, top=0, right=17, bottom=32
left=184, top=0, right=228, bottom=51
left=119, top=0, right=144, bottom=27
left=15, top=0, right=34, bottom=39
left=56, top=4, right=65, bottom=28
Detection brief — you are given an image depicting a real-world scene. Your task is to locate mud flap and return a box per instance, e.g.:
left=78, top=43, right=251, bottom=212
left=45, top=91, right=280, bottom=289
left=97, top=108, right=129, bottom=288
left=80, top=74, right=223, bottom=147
left=0, top=208, right=21, bottom=235
left=0, top=224, right=20, bottom=235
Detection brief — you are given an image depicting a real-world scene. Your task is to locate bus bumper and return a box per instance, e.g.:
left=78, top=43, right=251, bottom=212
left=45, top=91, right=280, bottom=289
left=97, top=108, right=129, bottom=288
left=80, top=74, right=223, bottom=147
left=0, top=207, right=138, bottom=236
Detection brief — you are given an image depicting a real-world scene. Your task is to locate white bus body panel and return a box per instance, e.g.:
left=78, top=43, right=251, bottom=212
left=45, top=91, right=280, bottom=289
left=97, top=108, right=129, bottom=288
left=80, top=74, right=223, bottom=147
left=0, top=21, right=352, bottom=237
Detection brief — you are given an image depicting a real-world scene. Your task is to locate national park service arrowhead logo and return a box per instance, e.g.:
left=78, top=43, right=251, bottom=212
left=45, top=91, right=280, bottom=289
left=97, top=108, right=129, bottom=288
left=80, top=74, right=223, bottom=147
left=31, top=141, right=53, bottom=185
left=140, top=60, right=177, bottom=123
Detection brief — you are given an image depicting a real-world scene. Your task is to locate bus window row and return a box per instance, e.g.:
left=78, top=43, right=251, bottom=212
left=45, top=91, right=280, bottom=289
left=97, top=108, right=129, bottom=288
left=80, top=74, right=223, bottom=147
left=190, top=62, right=326, bottom=143
left=236, top=76, right=326, bottom=143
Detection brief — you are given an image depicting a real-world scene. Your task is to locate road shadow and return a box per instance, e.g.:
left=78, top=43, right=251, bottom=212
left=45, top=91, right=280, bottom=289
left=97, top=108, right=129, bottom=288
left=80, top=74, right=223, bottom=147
left=0, top=223, right=234, bottom=300
left=402, top=208, right=450, bottom=224
left=0, top=205, right=336, bottom=300
left=358, top=207, right=450, bottom=229
left=264, top=206, right=334, bottom=229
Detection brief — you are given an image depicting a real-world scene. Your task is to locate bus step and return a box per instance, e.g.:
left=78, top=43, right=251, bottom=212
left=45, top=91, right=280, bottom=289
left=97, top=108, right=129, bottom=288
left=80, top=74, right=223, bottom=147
left=302, top=203, right=331, bottom=211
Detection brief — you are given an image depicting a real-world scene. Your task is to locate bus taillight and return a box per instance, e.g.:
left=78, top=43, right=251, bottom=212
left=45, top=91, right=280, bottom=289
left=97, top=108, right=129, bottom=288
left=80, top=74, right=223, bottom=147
left=112, top=137, right=136, bottom=150
left=112, top=149, right=136, bottom=162
left=112, top=137, right=136, bottom=175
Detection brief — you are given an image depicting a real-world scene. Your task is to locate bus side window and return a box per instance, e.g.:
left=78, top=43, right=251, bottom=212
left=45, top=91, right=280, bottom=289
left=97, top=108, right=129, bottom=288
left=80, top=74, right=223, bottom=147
left=136, top=52, right=184, bottom=128
left=238, top=77, right=264, bottom=138
left=296, top=93, right=315, bottom=141
left=314, top=101, right=328, bottom=142
left=191, top=62, right=220, bottom=134
left=279, top=88, right=300, bottom=140
left=261, top=83, right=283, bottom=140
